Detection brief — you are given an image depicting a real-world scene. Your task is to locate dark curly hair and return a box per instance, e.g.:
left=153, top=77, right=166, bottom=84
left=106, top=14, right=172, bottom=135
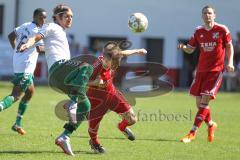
left=33, top=8, right=46, bottom=17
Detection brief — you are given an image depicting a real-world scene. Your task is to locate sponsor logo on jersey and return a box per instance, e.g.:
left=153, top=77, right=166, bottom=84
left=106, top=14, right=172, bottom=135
left=200, top=42, right=217, bottom=52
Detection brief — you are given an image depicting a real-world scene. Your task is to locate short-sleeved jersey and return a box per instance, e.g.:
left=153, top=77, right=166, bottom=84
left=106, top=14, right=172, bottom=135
left=188, top=23, right=232, bottom=72
left=39, top=23, right=70, bottom=70
left=13, top=22, right=43, bottom=73
left=89, top=56, right=114, bottom=91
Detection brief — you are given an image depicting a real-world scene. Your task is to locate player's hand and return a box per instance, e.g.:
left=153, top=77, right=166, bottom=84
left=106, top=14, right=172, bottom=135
left=17, top=44, right=29, bottom=52
left=177, top=43, right=194, bottom=54
left=137, top=49, right=147, bottom=55
left=226, top=64, right=235, bottom=72
left=98, top=79, right=107, bottom=88
left=88, top=76, right=107, bottom=88
left=96, top=77, right=107, bottom=88
left=177, top=43, right=185, bottom=49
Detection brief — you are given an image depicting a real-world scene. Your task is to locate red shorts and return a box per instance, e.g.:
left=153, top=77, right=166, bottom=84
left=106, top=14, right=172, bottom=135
left=190, top=71, right=223, bottom=99
left=87, top=87, right=131, bottom=120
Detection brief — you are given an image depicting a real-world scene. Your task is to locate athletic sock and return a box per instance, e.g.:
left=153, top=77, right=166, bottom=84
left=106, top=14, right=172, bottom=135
left=63, top=129, right=72, bottom=137
left=88, top=128, right=100, bottom=144
left=118, top=119, right=129, bottom=132
left=190, top=125, right=198, bottom=134
left=76, top=98, right=91, bottom=122
left=62, top=98, right=91, bottom=138
left=15, top=101, right=28, bottom=126
left=190, top=104, right=209, bottom=133
left=204, top=108, right=214, bottom=127
left=0, top=96, right=15, bottom=111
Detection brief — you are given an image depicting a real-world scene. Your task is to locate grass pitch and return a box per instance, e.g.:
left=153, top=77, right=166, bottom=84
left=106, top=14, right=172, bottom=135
left=0, top=81, right=239, bottom=160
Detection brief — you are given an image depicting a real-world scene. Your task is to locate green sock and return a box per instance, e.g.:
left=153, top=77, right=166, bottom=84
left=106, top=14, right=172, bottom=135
left=62, top=98, right=90, bottom=137
left=0, top=96, right=15, bottom=111
left=63, top=129, right=72, bottom=137
left=63, top=122, right=80, bottom=137
left=77, top=98, right=91, bottom=122
left=16, top=101, right=28, bottom=126
left=68, top=95, right=78, bottom=103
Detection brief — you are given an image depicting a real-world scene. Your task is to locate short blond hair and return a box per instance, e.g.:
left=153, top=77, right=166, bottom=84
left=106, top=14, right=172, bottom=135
left=103, top=41, right=121, bottom=60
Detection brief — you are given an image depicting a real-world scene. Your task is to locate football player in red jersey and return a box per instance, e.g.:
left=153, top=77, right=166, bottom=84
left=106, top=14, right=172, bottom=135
left=178, top=5, right=234, bottom=143
left=86, top=41, right=146, bottom=153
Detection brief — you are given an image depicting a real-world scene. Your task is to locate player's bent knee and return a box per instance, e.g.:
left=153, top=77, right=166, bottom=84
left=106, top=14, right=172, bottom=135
left=12, top=95, right=20, bottom=102
left=129, top=115, right=137, bottom=125
left=122, top=109, right=137, bottom=125
left=125, top=113, right=137, bottom=125
left=201, top=95, right=211, bottom=104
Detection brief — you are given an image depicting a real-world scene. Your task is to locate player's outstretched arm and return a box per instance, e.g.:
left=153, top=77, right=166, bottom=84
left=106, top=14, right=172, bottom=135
left=177, top=43, right=195, bottom=54
left=18, top=34, right=43, bottom=52
left=120, top=48, right=147, bottom=56
left=226, top=42, right=235, bottom=72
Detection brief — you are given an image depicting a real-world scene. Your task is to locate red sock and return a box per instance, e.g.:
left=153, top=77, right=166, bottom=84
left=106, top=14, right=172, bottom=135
left=88, top=129, right=100, bottom=144
left=88, top=118, right=102, bottom=145
left=118, top=119, right=129, bottom=131
left=191, top=106, right=209, bottom=131
left=204, top=108, right=211, bottom=124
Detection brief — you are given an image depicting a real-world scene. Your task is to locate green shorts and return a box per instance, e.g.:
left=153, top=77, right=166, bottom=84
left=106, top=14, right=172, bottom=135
left=11, top=73, right=34, bottom=92
left=49, top=59, right=93, bottom=99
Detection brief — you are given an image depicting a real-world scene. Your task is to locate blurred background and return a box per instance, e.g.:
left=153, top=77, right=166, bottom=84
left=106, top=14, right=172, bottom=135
left=0, top=0, right=239, bottom=91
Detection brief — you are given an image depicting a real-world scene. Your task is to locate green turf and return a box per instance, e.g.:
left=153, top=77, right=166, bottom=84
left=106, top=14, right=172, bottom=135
left=0, top=81, right=239, bottom=160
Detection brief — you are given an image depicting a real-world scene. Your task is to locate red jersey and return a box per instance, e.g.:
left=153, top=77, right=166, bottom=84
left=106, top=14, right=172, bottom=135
left=89, top=56, right=114, bottom=91
left=188, top=23, right=232, bottom=72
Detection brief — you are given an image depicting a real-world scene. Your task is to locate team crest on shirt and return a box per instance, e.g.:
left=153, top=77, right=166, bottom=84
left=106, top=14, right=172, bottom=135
left=212, top=32, right=219, bottom=39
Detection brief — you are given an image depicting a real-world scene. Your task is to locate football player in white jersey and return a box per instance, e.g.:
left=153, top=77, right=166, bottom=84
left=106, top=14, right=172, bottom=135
left=0, top=8, right=47, bottom=135
left=18, top=4, right=93, bottom=156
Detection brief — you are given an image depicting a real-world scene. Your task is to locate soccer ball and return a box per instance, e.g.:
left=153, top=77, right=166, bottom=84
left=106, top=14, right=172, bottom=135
left=128, top=12, right=148, bottom=33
